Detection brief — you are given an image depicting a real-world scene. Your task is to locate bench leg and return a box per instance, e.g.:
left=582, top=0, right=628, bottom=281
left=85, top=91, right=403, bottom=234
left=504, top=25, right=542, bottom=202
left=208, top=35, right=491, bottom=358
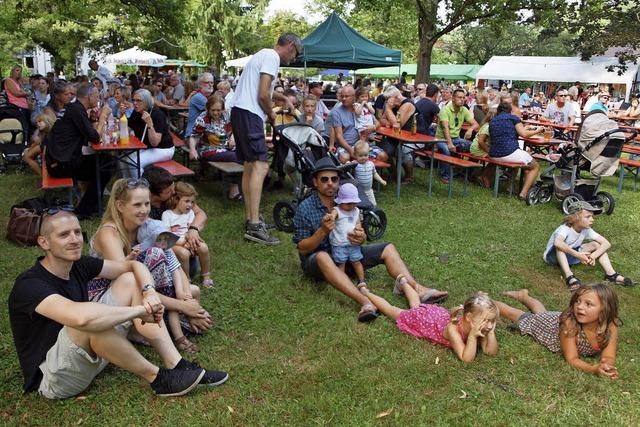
left=617, top=165, right=624, bottom=194
left=428, top=155, right=434, bottom=197
left=463, top=168, right=469, bottom=196
left=493, top=166, right=501, bottom=197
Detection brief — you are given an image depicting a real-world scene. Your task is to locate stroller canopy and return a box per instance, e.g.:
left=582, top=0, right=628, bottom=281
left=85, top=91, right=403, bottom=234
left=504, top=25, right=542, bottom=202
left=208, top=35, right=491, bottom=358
left=281, top=124, right=326, bottom=148
left=577, top=111, right=626, bottom=177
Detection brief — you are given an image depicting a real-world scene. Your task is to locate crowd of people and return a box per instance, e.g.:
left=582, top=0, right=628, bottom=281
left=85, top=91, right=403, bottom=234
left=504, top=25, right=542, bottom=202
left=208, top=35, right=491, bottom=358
left=3, top=33, right=638, bottom=401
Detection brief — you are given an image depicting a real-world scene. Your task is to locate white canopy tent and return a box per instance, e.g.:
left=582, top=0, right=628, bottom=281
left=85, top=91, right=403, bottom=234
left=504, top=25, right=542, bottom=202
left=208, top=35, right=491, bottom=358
left=476, top=56, right=640, bottom=99
left=226, top=55, right=252, bottom=68
left=105, top=46, right=166, bottom=66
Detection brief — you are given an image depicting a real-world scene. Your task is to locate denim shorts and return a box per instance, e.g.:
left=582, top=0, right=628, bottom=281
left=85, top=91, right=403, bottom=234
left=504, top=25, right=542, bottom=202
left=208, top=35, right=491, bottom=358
left=332, top=245, right=363, bottom=264
left=544, top=248, right=581, bottom=266
left=301, top=242, right=389, bottom=281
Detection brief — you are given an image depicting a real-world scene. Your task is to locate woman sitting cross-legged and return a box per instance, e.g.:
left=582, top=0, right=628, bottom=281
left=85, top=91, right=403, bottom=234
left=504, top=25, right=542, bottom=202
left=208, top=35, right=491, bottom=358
left=87, top=178, right=213, bottom=351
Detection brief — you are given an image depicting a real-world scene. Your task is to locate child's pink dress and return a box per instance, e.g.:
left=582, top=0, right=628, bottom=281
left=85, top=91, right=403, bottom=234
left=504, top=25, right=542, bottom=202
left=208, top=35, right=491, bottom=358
left=396, top=304, right=465, bottom=347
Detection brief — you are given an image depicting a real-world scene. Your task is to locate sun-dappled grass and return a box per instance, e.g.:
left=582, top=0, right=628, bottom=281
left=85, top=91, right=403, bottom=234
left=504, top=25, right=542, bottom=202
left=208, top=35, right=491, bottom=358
left=0, top=166, right=638, bottom=425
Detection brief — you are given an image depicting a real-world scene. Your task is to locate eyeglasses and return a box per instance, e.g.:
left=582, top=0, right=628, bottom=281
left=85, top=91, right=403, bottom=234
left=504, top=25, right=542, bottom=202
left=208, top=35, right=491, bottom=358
left=558, top=94, right=568, bottom=97
left=38, top=205, right=75, bottom=233
left=126, top=178, right=149, bottom=188
left=600, top=96, right=610, bottom=100
left=319, top=176, right=339, bottom=183
left=133, top=98, right=143, bottom=103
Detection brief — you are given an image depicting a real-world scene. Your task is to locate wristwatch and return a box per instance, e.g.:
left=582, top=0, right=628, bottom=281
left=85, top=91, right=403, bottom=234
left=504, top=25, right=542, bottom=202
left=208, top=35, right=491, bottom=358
left=188, top=226, right=200, bottom=232
left=141, top=284, right=155, bottom=293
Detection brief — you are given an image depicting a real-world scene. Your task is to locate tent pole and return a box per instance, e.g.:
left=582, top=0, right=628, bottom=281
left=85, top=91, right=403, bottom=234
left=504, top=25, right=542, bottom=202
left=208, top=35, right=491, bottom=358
left=304, top=59, right=307, bottom=81
left=398, top=52, right=402, bottom=84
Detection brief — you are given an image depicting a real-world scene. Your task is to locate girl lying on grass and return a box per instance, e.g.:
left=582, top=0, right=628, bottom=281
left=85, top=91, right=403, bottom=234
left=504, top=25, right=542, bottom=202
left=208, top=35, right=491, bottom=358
left=543, top=200, right=633, bottom=291
left=494, top=284, right=620, bottom=379
left=358, top=276, right=498, bottom=362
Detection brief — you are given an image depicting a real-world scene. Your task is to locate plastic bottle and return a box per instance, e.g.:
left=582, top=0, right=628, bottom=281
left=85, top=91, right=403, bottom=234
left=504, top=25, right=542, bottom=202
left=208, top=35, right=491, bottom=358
left=119, top=114, right=129, bottom=145
left=411, top=113, right=417, bottom=135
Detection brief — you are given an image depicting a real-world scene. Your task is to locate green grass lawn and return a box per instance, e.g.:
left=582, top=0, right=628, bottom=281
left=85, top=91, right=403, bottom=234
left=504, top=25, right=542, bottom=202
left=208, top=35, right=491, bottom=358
left=0, top=167, right=639, bottom=426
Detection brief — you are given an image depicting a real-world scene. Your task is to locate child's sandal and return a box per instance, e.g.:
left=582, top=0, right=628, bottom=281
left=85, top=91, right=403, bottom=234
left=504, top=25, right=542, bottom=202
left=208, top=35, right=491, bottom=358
left=565, top=275, right=581, bottom=291
left=202, top=277, right=215, bottom=288
left=357, top=281, right=369, bottom=295
left=174, top=336, right=199, bottom=354
left=604, top=272, right=635, bottom=287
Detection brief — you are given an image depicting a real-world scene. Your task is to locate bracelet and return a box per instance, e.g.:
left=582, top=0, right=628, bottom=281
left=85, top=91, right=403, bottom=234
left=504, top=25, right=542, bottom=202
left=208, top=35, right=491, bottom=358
left=141, top=284, right=155, bottom=293
left=188, top=226, right=200, bottom=232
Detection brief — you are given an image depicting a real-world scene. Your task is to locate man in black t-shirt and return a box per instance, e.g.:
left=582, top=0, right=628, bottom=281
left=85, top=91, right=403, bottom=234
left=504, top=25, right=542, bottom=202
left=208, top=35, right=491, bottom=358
left=415, top=84, right=440, bottom=136
left=9, top=210, right=228, bottom=399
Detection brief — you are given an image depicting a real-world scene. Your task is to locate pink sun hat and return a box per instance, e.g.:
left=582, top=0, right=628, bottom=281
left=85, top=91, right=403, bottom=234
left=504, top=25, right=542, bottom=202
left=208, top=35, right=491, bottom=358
left=334, top=183, right=361, bottom=204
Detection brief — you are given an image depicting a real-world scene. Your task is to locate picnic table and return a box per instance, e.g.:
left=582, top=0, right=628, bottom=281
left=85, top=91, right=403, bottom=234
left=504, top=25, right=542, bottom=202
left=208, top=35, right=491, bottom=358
left=92, top=136, right=147, bottom=215
left=160, top=104, right=189, bottom=133
left=524, top=119, right=578, bottom=132
left=520, top=135, right=564, bottom=155
left=376, top=126, right=436, bottom=197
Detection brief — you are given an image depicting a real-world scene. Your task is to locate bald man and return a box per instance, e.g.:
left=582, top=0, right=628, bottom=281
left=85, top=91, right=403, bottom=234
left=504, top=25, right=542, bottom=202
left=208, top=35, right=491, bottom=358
left=9, top=209, right=227, bottom=399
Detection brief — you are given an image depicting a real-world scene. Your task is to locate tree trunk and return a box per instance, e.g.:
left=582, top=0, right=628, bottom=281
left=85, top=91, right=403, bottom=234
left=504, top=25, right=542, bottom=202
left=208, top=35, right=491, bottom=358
left=416, top=39, right=435, bottom=83
left=415, top=0, right=438, bottom=83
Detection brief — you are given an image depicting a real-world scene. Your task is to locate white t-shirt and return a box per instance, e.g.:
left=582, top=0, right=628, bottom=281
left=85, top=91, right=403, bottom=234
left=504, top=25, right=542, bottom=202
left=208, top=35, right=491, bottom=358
left=354, top=102, right=375, bottom=130
left=96, top=66, right=112, bottom=88
left=231, top=49, right=280, bottom=120
left=161, top=209, right=195, bottom=237
left=329, top=206, right=360, bottom=247
left=543, top=224, right=601, bottom=260
left=544, top=102, right=576, bottom=125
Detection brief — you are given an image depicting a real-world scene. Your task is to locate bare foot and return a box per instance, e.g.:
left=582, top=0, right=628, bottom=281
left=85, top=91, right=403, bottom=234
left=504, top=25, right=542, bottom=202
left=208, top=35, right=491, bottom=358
left=502, top=289, right=529, bottom=301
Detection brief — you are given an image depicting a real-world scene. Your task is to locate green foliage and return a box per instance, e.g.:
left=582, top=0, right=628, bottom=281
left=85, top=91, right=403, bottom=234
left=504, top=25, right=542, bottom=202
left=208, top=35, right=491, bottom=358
left=184, top=0, right=267, bottom=72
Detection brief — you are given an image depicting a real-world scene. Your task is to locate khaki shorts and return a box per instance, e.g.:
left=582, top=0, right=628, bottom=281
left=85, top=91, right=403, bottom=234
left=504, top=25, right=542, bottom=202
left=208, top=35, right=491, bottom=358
left=38, top=288, right=132, bottom=399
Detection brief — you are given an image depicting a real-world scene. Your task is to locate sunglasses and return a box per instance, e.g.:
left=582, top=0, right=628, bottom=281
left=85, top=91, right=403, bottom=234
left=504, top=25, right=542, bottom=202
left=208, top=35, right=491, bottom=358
left=319, top=176, right=339, bottom=183
left=126, top=178, right=149, bottom=188
left=39, top=205, right=75, bottom=233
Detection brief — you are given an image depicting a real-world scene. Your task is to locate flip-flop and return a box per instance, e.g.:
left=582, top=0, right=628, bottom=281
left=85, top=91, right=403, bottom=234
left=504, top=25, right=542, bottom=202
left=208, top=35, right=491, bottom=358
left=357, top=303, right=379, bottom=323
left=419, top=289, right=449, bottom=305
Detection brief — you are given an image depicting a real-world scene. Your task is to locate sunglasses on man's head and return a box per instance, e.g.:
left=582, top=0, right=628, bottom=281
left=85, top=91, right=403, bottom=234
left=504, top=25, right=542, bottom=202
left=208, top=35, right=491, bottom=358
left=38, top=205, right=75, bottom=233
left=319, top=176, right=339, bottom=183
left=126, top=178, right=149, bottom=188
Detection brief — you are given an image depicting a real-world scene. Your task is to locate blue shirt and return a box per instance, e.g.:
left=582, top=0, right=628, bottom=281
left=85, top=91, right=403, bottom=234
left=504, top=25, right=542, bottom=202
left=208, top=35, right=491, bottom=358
left=519, top=92, right=532, bottom=108
left=489, top=112, right=521, bottom=158
left=185, top=92, right=207, bottom=137
left=589, top=101, right=609, bottom=114
left=293, top=192, right=330, bottom=260
left=332, top=104, right=359, bottom=146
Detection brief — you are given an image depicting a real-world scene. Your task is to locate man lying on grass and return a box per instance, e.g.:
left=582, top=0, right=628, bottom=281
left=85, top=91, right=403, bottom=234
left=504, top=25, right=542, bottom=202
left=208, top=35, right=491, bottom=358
left=293, top=157, right=449, bottom=322
left=9, top=208, right=228, bottom=399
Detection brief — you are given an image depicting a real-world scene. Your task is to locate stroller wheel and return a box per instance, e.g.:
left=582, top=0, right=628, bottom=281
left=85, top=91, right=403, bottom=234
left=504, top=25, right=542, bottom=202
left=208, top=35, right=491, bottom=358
left=526, top=185, right=540, bottom=206
left=594, top=191, right=615, bottom=215
left=363, top=208, right=387, bottom=241
left=272, top=201, right=296, bottom=233
left=561, top=192, right=585, bottom=215
left=538, top=186, right=553, bottom=204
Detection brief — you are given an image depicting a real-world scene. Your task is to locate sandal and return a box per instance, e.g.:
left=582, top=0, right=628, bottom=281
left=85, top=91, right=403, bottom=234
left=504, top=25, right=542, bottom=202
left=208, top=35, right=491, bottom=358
left=604, top=272, right=635, bottom=287
left=357, top=303, right=378, bottom=323
left=202, top=277, right=215, bottom=288
left=393, top=274, right=408, bottom=296
left=419, top=289, right=449, bottom=305
left=356, top=281, right=369, bottom=295
left=565, top=275, right=581, bottom=291
left=174, top=336, right=199, bottom=354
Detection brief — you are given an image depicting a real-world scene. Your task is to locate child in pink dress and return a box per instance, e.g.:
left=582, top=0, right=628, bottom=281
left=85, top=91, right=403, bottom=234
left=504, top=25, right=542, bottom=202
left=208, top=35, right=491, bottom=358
left=359, top=277, right=499, bottom=362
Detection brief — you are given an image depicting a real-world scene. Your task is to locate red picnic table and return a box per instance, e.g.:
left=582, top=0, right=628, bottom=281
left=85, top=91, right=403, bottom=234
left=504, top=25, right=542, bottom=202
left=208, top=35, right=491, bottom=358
left=92, top=136, right=147, bottom=215
left=519, top=135, right=565, bottom=155
left=376, top=126, right=436, bottom=197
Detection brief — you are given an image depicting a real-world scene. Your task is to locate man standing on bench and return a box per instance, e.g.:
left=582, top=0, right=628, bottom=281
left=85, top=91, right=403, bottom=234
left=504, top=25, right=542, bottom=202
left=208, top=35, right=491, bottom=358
left=230, top=33, right=302, bottom=245
left=434, top=88, right=479, bottom=184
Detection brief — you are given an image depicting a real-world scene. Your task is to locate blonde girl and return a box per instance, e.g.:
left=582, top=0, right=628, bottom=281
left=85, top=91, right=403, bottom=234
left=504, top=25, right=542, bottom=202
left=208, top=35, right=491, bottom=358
left=360, top=279, right=498, bottom=362
left=24, top=109, right=57, bottom=176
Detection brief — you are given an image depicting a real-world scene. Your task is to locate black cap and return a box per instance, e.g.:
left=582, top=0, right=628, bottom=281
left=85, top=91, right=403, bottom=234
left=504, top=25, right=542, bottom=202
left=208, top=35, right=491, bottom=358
left=312, top=157, right=340, bottom=177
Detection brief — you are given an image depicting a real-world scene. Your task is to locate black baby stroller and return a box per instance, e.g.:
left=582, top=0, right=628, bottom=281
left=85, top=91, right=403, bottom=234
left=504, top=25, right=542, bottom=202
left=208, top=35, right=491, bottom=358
left=527, top=109, right=638, bottom=215
left=0, top=106, right=27, bottom=174
left=272, top=123, right=387, bottom=240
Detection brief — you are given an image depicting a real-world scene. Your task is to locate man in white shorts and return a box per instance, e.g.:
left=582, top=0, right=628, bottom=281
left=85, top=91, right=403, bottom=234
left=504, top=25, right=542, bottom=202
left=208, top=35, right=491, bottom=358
left=9, top=209, right=228, bottom=399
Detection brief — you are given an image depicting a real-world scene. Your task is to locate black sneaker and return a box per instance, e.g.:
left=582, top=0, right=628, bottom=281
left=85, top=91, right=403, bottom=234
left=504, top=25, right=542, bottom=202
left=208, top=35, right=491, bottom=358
left=244, top=222, right=280, bottom=245
left=175, top=359, right=229, bottom=387
left=150, top=367, right=204, bottom=397
left=259, top=214, right=277, bottom=230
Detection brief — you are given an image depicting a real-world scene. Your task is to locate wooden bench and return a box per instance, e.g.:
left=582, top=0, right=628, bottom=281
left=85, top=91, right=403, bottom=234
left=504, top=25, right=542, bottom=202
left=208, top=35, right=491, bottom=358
left=414, top=150, right=482, bottom=198
left=454, top=152, right=527, bottom=197
left=41, top=164, right=74, bottom=203
left=617, top=157, right=640, bottom=193
left=154, top=160, right=195, bottom=177
left=208, top=161, right=245, bottom=208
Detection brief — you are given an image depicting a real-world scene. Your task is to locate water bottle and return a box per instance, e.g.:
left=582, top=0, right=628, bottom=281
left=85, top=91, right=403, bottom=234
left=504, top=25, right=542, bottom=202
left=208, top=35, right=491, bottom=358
left=119, top=114, right=129, bottom=145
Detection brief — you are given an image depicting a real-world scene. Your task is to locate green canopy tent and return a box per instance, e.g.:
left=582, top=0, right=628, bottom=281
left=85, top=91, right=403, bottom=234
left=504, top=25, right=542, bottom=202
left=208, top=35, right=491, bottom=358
left=355, top=64, right=481, bottom=81
left=290, top=12, right=401, bottom=76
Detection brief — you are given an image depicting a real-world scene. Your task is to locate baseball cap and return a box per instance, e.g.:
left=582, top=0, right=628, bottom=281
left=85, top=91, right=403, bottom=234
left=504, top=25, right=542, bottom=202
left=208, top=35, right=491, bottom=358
left=567, top=200, right=602, bottom=215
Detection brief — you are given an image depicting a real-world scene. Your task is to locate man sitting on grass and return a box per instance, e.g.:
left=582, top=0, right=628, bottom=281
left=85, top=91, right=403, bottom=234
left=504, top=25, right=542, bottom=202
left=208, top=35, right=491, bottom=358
left=292, top=158, right=449, bottom=322
left=9, top=209, right=228, bottom=399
